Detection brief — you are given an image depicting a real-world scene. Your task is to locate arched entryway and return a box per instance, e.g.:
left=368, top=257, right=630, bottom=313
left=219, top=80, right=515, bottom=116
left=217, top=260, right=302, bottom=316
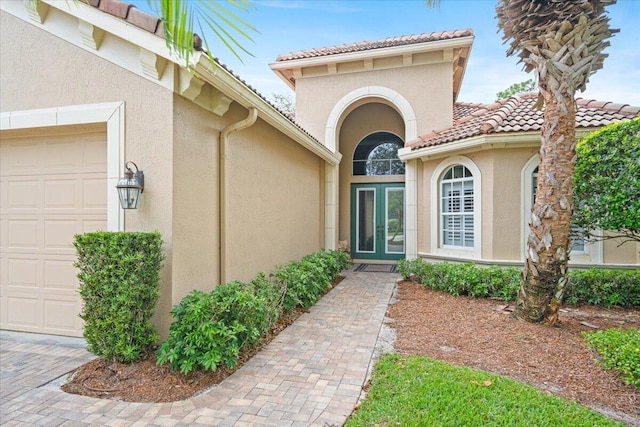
left=351, top=132, right=405, bottom=260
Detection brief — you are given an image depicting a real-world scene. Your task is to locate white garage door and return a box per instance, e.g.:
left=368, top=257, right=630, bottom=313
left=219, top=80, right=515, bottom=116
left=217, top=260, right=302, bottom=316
left=0, top=130, right=107, bottom=337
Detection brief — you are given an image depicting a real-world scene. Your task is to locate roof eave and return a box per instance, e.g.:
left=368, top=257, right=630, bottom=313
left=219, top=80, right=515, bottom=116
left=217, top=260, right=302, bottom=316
left=270, top=35, right=475, bottom=89
left=193, top=57, right=342, bottom=165
left=399, top=132, right=541, bottom=161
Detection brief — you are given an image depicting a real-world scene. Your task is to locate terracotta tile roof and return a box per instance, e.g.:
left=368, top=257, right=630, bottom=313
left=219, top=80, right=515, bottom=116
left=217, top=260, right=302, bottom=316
left=78, top=0, right=327, bottom=151
left=407, top=92, right=640, bottom=150
left=275, top=29, right=474, bottom=62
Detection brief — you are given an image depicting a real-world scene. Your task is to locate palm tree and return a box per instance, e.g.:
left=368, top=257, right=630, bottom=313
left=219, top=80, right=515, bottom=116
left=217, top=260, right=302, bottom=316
left=496, top=0, right=618, bottom=324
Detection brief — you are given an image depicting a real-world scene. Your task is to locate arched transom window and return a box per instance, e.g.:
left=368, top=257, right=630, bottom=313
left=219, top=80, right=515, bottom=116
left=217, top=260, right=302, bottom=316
left=441, top=165, right=474, bottom=248
left=353, top=132, right=405, bottom=176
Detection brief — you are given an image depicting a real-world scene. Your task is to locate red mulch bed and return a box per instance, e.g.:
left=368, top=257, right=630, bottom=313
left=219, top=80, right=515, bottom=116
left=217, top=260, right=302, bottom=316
left=388, top=280, right=640, bottom=425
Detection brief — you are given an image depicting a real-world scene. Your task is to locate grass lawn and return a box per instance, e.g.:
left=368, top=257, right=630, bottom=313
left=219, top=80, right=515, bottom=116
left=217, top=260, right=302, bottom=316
left=346, top=353, right=623, bottom=427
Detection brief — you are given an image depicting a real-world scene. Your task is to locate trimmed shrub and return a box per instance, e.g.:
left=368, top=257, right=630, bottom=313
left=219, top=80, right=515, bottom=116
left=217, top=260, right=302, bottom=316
left=74, top=231, right=164, bottom=363
left=157, top=250, right=350, bottom=374
left=565, top=268, right=640, bottom=307
left=274, top=250, right=351, bottom=312
left=397, top=259, right=520, bottom=302
left=583, top=328, right=640, bottom=388
left=398, top=258, right=638, bottom=307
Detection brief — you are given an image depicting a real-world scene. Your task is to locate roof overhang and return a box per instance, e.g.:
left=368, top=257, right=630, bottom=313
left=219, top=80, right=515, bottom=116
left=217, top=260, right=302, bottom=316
left=399, top=126, right=604, bottom=162
left=398, top=132, right=541, bottom=162
left=192, top=56, right=342, bottom=164
left=270, top=36, right=474, bottom=102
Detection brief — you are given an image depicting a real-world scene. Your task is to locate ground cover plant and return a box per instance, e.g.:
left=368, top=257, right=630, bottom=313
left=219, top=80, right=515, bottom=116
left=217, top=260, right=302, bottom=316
left=584, top=328, right=640, bottom=388
left=347, top=354, right=624, bottom=427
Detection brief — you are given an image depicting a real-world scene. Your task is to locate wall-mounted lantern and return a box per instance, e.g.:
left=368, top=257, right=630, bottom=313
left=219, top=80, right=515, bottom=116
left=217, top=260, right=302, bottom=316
left=116, top=161, right=144, bottom=209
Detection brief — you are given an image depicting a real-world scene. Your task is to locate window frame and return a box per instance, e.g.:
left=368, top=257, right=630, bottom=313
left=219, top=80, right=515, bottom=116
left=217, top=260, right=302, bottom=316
left=352, top=131, right=405, bottom=176
left=430, top=156, right=482, bottom=258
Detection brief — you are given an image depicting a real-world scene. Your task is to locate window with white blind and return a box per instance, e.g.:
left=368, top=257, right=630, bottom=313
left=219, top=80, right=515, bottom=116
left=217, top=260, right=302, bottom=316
left=441, top=165, right=475, bottom=248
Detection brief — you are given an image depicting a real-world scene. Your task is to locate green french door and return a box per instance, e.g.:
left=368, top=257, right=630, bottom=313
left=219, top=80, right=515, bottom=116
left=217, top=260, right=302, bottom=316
left=351, top=183, right=405, bottom=260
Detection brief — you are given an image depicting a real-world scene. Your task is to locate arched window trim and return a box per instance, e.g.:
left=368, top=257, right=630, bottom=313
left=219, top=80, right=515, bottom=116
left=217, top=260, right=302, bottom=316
left=352, top=131, right=405, bottom=176
left=521, top=154, right=602, bottom=264
left=430, top=156, right=482, bottom=258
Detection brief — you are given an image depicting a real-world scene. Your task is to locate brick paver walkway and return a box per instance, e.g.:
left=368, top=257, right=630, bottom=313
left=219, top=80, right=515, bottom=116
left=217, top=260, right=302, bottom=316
left=0, top=270, right=397, bottom=426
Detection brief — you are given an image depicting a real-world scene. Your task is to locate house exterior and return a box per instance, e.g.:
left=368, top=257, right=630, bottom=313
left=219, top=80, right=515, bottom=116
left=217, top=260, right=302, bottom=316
left=270, top=30, right=640, bottom=268
left=0, top=0, right=338, bottom=338
left=1, top=0, right=637, bottom=339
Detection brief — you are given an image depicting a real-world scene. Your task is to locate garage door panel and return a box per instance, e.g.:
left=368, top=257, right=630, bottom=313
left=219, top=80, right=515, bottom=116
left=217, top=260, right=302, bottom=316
left=44, top=140, right=78, bottom=171
left=84, top=178, right=108, bottom=209
left=6, top=257, right=39, bottom=288
left=44, top=219, right=81, bottom=250
left=6, top=295, right=41, bottom=328
left=1, top=140, right=41, bottom=174
left=44, top=299, right=81, bottom=333
left=83, top=219, right=107, bottom=233
left=44, top=179, right=77, bottom=209
left=82, top=136, right=108, bottom=170
left=1, top=131, right=106, bottom=337
left=7, top=219, right=39, bottom=250
left=6, top=179, right=40, bottom=209
left=44, top=259, right=78, bottom=290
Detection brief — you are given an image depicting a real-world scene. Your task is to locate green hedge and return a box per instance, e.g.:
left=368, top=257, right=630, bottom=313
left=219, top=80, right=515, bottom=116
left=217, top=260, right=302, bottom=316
left=74, top=231, right=164, bottom=363
left=398, top=258, right=639, bottom=307
left=565, top=269, right=640, bottom=307
left=273, top=250, right=350, bottom=312
left=156, top=250, right=350, bottom=374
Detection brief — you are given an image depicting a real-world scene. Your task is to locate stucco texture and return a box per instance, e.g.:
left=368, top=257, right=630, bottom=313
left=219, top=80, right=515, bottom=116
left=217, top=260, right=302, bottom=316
left=295, top=62, right=453, bottom=145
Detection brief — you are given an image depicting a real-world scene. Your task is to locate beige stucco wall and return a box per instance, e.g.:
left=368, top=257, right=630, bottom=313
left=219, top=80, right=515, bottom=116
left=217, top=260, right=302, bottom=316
left=415, top=144, right=637, bottom=268
left=603, top=239, right=639, bottom=265
left=0, top=11, right=177, bottom=335
left=295, top=62, right=453, bottom=144
left=224, top=113, right=324, bottom=282
left=337, top=103, right=405, bottom=246
left=171, top=95, right=222, bottom=304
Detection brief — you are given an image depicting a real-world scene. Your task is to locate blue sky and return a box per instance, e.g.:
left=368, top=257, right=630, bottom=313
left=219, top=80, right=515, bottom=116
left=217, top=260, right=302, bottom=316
left=137, top=0, right=640, bottom=105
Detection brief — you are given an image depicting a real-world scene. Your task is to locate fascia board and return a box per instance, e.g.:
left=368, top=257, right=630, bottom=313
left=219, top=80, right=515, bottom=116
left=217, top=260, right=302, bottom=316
left=398, top=132, right=540, bottom=161
left=269, top=36, right=474, bottom=71
left=35, top=0, right=175, bottom=62
left=194, top=59, right=342, bottom=165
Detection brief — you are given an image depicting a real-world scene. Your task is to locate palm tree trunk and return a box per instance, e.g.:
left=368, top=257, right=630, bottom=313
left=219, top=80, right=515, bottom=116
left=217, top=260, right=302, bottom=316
left=515, top=84, right=576, bottom=325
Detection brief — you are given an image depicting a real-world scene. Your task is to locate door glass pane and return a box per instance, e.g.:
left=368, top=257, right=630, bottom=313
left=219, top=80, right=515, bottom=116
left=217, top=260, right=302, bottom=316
left=357, top=189, right=376, bottom=253
left=386, top=188, right=405, bottom=254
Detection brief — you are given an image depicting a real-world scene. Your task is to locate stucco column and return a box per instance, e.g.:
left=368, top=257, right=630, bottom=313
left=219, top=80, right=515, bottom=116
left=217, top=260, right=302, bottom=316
left=324, top=162, right=339, bottom=251
left=405, top=159, right=418, bottom=259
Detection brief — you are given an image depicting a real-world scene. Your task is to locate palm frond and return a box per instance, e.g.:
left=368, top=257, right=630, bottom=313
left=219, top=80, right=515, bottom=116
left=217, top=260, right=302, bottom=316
left=147, top=0, right=256, bottom=67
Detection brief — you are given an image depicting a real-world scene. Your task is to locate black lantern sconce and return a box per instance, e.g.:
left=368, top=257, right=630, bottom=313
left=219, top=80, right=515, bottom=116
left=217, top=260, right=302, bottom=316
left=116, top=161, right=144, bottom=209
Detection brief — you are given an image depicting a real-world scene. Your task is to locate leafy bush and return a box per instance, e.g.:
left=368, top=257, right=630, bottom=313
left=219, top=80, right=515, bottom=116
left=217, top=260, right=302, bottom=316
left=157, top=250, right=350, bottom=373
left=398, top=259, right=638, bottom=307
left=274, top=250, right=351, bottom=312
left=156, top=279, right=278, bottom=374
left=583, top=328, right=640, bottom=388
left=574, top=118, right=640, bottom=241
left=564, top=268, right=640, bottom=307
left=397, top=259, right=520, bottom=301
left=74, top=231, right=164, bottom=363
